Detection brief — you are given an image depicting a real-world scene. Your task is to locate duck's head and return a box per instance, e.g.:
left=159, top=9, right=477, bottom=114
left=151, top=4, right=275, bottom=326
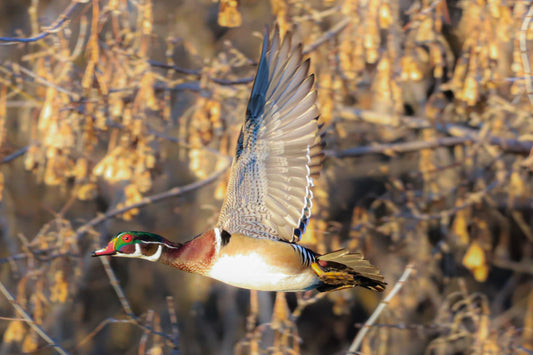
left=92, top=231, right=169, bottom=262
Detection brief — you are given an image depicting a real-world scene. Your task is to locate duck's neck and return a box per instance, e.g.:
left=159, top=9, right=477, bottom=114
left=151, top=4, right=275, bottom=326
left=157, top=229, right=218, bottom=275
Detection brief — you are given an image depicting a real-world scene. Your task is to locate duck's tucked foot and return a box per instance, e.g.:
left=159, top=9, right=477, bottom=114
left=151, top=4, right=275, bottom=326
left=311, top=250, right=386, bottom=293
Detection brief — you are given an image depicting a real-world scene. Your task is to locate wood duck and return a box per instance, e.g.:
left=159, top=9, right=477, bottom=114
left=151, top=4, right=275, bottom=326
left=92, top=26, right=386, bottom=293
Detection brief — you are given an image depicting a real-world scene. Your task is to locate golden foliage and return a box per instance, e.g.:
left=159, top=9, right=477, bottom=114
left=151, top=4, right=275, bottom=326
left=218, top=0, right=242, bottom=28
left=50, top=270, right=68, bottom=303
left=463, top=240, right=489, bottom=282
left=0, top=171, right=3, bottom=202
left=1, top=0, right=533, bottom=353
left=523, top=290, right=533, bottom=350
left=116, top=184, right=143, bottom=220
left=3, top=320, right=26, bottom=344
left=21, top=332, right=38, bottom=353
left=452, top=206, right=470, bottom=246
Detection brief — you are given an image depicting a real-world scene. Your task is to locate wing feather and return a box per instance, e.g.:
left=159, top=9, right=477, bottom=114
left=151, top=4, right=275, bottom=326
left=216, top=26, right=323, bottom=242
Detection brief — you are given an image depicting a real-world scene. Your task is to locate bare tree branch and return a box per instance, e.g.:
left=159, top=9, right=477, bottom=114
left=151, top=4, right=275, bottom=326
left=76, top=318, right=131, bottom=349
left=1, top=146, right=29, bottom=164
left=5, top=64, right=81, bottom=100
left=0, top=280, right=69, bottom=355
left=347, top=263, right=415, bottom=354
left=148, top=60, right=254, bottom=86
left=0, top=1, right=86, bottom=44
left=330, top=136, right=473, bottom=158
left=303, top=17, right=351, bottom=55
left=520, top=4, right=533, bottom=106
left=338, top=107, right=533, bottom=154
left=99, top=257, right=180, bottom=349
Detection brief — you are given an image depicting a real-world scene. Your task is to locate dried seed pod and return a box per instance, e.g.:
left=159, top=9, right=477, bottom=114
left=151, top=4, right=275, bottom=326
left=3, top=321, right=26, bottom=344
left=463, top=240, right=488, bottom=282
left=379, top=3, right=393, bottom=29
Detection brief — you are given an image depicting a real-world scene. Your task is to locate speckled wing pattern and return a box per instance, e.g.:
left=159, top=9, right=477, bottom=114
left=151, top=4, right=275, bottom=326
left=216, top=26, right=322, bottom=243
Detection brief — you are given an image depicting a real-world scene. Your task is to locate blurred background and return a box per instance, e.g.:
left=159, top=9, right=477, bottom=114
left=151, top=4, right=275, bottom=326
left=1, top=0, right=533, bottom=354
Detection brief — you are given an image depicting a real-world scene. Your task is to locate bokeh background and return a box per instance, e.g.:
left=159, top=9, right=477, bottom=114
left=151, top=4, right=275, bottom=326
left=1, top=0, right=533, bottom=354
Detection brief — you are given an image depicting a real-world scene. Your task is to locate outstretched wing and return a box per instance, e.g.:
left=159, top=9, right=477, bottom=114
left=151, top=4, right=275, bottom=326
left=216, top=26, right=322, bottom=243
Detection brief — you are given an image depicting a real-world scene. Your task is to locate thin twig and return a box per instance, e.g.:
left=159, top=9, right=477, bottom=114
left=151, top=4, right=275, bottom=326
left=7, top=64, right=80, bottom=100
left=0, top=280, right=70, bottom=355
left=520, top=4, right=533, bottom=106
left=347, top=263, right=415, bottom=354
left=0, top=1, right=86, bottom=44
left=166, top=296, right=180, bottom=350
left=148, top=60, right=254, bottom=86
left=139, top=309, right=154, bottom=354
left=100, top=257, right=134, bottom=316
left=99, top=257, right=180, bottom=348
left=75, top=158, right=231, bottom=240
left=1, top=146, right=29, bottom=164
left=303, top=17, right=351, bottom=55
left=76, top=318, right=131, bottom=348
left=515, top=346, right=533, bottom=355
left=0, top=316, right=28, bottom=321
left=330, top=136, right=473, bottom=158
left=291, top=292, right=326, bottom=320
left=339, top=107, right=533, bottom=154
left=492, top=257, right=533, bottom=275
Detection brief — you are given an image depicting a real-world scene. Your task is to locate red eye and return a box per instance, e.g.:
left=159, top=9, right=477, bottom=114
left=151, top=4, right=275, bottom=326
left=122, top=234, right=132, bottom=242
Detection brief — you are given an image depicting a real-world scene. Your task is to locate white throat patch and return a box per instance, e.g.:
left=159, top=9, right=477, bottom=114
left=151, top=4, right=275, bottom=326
left=115, top=243, right=162, bottom=262
left=214, top=228, right=222, bottom=255
left=141, top=244, right=162, bottom=262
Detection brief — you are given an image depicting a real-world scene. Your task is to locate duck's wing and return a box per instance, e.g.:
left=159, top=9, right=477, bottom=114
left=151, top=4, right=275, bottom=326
left=216, top=26, right=322, bottom=243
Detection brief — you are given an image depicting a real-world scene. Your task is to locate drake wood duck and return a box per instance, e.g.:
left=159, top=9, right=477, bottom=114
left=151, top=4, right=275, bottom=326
left=92, top=27, right=386, bottom=293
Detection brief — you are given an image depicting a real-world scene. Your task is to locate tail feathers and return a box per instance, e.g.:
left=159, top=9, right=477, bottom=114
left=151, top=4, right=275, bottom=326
left=315, top=249, right=386, bottom=293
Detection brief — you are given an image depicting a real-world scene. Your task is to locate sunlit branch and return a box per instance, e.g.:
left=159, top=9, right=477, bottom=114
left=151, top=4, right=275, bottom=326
left=347, top=263, right=415, bottom=354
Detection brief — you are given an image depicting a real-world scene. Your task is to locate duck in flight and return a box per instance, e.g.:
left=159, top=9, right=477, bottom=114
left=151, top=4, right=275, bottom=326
left=92, top=26, right=386, bottom=293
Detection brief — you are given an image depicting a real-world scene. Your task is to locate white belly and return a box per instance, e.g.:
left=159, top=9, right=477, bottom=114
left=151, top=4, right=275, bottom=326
left=207, top=253, right=317, bottom=292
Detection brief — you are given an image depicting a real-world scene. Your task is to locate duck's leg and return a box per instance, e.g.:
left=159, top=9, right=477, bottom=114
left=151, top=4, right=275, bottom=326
left=311, top=263, right=353, bottom=283
left=310, top=250, right=386, bottom=293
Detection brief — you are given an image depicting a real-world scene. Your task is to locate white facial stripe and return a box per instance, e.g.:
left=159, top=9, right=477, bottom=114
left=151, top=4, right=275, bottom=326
left=142, top=241, right=179, bottom=249
left=115, top=243, right=143, bottom=259
left=114, top=243, right=162, bottom=262
left=214, top=228, right=222, bottom=255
